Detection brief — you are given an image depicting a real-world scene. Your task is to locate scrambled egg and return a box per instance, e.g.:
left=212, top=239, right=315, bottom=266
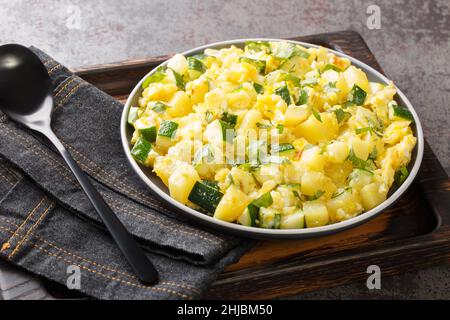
left=128, top=41, right=417, bottom=229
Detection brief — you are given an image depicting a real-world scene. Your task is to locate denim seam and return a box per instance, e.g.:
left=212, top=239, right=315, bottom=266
left=0, top=128, right=224, bottom=246
left=8, top=200, right=55, bottom=260
left=53, top=76, right=79, bottom=99
left=0, top=216, right=200, bottom=295
left=3, top=196, right=47, bottom=248
left=0, top=222, right=192, bottom=299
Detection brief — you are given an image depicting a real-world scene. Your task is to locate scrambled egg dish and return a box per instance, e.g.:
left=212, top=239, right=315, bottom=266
left=128, top=41, right=416, bottom=229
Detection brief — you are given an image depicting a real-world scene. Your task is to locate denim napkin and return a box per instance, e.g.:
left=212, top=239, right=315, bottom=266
left=0, top=48, right=251, bottom=299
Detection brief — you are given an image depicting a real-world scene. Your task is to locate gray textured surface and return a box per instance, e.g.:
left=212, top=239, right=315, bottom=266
left=0, top=0, right=449, bottom=299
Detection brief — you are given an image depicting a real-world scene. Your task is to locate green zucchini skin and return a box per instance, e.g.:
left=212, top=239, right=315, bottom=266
left=131, top=137, right=153, bottom=164
left=158, top=120, right=179, bottom=138
left=139, top=126, right=157, bottom=142
left=188, top=181, right=224, bottom=213
left=128, top=107, right=139, bottom=125
left=392, top=104, right=414, bottom=122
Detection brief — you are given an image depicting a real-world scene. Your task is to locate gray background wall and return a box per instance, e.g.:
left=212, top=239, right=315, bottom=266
left=0, top=0, right=449, bottom=299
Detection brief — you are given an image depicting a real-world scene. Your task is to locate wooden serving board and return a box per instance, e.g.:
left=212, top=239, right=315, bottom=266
left=73, top=31, right=450, bottom=299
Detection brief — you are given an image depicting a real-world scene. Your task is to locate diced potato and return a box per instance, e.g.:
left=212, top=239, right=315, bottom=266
left=325, top=141, right=349, bottom=164
left=326, top=190, right=363, bottom=222
left=214, top=186, right=251, bottom=222
left=301, top=171, right=336, bottom=197
left=343, top=66, right=369, bottom=93
left=168, top=164, right=200, bottom=204
left=299, top=146, right=325, bottom=172
left=139, top=83, right=178, bottom=107
left=186, top=78, right=209, bottom=104
left=167, top=91, right=192, bottom=118
left=284, top=105, right=310, bottom=127
left=167, top=54, right=188, bottom=75
left=239, top=109, right=263, bottom=133
left=360, top=182, right=388, bottom=210
left=155, top=135, right=175, bottom=154
left=324, top=162, right=353, bottom=186
left=294, top=113, right=338, bottom=144
left=349, top=169, right=374, bottom=190
left=229, top=167, right=257, bottom=194
left=350, top=136, right=369, bottom=160
left=153, top=156, right=179, bottom=187
left=304, top=202, right=329, bottom=228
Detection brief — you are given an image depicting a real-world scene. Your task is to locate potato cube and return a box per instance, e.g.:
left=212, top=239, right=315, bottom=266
left=360, top=182, right=388, bottom=210
left=167, top=91, right=192, bottom=118
left=303, top=202, right=329, bottom=228
left=214, top=186, right=251, bottom=222
left=168, top=164, right=200, bottom=204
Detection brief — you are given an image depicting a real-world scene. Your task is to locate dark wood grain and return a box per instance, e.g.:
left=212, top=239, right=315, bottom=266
left=73, top=30, right=450, bottom=299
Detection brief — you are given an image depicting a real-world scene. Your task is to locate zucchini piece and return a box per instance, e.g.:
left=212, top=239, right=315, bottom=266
left=221, top=112, right=238, bottom=126
left=150, top=101, right=168, bottom=114
left=245, top=41, right=271, bottom=53
left=322, top=63, right=342, bottom=72
left=188, top=181, right=224, bottom=213
left=395, top=166, right=409, bottom=185
left=248, top=140, right=268, bottom=164
left=271, top=143, right=295, bottom=158
left=128, top=107, right=139, bottom=125
left=391, top=104, right=414, bottom=122
left=187, top=56, right=206, bottom=73
left=239, top=56, right=266, bottom=74
left=280, top=211, right=305, bottom=229
left=158, top=120, right=178, bottom=139
left=350, top=84, right=367, bottom=105
left=139, top=125, right=157, bottom=142
left=131, top=137, right=153, bottom=164
left=253, top=83, right=264, bottom=94
left=274, top=84, right=291, bottom=105
left=202, top=180, right=220, bottom=190
left=252, top=192, right=273, bottom=208
left=142, top=66, right=166, bottom=89
left=218, top=120, right=235, bottom=142
left=238, top=207, right=254, bottom=227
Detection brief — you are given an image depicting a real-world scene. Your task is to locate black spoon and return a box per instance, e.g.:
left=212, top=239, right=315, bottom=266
left=0, top=44, right=158, bottom=284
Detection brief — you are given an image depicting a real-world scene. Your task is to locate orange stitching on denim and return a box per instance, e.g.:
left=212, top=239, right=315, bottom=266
left=0, top=173, right=14, bottom=186
left=8, top=200, right=54, bottom=260
left=4, top=196, right=47, bottom=247
left=55, top=83, right=83, bottom=110
left=54, top=77, right=78, bottom=98
left=0, top=124, right=225, bottom=246
left=0, top=219, right=198, bottom=296
left=32, top=243, right=192, bottom=299
left=35, top=237, right=200, bottom=294
left=48, top=64, right=62, bottom=75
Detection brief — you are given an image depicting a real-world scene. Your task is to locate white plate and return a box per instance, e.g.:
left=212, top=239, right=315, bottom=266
left=121, top=39, right=424, bottom=239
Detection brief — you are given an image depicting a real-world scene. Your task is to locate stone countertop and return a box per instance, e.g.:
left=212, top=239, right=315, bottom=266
left=0, top=0, right=449, bottom=299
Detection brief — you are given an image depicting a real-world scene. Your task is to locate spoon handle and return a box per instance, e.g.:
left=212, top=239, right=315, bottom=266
left=43, top=128, right=158, bottom=285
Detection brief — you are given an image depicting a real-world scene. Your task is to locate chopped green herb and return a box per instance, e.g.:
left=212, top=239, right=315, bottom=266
left=252, top=192, right=273, bottom=208
left=368, top=147, right=378, bottom=161
left=256, top=122, right=272, bottom=129
left=205, top=111, right=214, bottom=123
left=332, top=187, right=352, bottom=199
left=296, top=88, right=308, bottom=105
left=350, top=85, right=367, bottom=105
left=306, top=190, right=325, bottom=201
left=274, top=85, right=291, bottom=104
left=334, top=108, right=351, bottom=124
left=170, top=68, right=185, bottom=90
left=253, top=82, right=264, bottom=94
left=276, top=124, right=284, bottom=134
left=355, top=127, right=372, bottom=135
left=348, top=148, right=373, bottom=171
left=221, top=112, right=238, bottom=126
left=312, top=108, right=322, bottom=122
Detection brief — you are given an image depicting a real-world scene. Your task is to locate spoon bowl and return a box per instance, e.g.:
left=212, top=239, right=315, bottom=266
left=0, top=44, right=158, bottom=284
